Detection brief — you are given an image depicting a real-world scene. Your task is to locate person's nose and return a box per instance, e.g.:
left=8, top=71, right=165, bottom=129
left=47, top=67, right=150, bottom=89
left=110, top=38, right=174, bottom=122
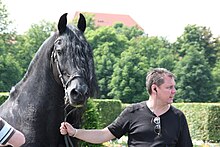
left=172, top=87, right=176, bottom=94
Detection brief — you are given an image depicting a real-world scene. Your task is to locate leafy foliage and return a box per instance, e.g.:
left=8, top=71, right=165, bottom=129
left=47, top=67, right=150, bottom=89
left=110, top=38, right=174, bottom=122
left=15, top=21, right=55, bottom=74
left=0, top=54, right=22, bottom=91
left=80, top=99, right=102, bottom=147
left=174, top=44, right=215, bottom=102
left=0, top=3, right=219, bottom=102
left=174, top=25, right=218, bottom=67
left=86, top=26, right=129, bottom=99
left=0, top=0, right=22, bottom=91
left=174, top=103, right=220, bottom=142
left=109, top=45, right=148, bottom=102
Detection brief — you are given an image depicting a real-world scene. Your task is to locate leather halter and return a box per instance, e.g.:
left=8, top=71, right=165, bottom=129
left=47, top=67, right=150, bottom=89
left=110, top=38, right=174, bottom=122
left=50, top=46, right=80, bottom=147
left=50, top=47, right=84, bottom=104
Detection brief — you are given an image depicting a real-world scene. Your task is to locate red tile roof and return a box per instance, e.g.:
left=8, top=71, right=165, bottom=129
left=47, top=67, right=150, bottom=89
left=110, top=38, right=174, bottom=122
left=74, top=12, right=143, bottom=30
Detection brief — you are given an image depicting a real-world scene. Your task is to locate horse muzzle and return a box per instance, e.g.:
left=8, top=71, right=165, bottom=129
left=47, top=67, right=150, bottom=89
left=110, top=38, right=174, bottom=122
left=65, top=80, right=89, bottom=107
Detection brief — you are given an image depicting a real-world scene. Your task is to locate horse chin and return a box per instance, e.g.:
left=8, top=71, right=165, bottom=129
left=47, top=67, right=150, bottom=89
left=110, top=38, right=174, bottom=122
left=68, top=99, right=85, bottom=108
left=70, top=103, right=84, bottom=108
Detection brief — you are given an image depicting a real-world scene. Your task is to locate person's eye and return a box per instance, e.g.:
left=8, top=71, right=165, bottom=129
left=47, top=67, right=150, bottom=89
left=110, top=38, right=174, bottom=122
left=167, top=86, right=173, bottom=89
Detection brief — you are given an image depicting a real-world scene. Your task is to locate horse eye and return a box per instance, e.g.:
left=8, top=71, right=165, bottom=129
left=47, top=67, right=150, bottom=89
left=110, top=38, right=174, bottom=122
left=62, top=71, right=70, bottom=77
left=56, top=48, right=62, bottom=55
left=55, top=39, right=63, bottom=55
left=56, top=39, right=62, bottom=45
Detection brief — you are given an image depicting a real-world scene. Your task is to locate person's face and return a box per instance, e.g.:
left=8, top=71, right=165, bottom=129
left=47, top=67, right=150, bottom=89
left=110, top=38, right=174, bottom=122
left=156, top=75, right=176, bottom=104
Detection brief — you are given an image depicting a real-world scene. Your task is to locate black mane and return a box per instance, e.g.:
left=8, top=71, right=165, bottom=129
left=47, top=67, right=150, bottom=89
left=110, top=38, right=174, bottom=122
left=65, top=25, right=98, bottom=97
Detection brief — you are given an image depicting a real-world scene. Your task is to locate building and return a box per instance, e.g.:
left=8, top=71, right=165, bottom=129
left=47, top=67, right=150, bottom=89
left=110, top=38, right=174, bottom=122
left=74, top=12, right=143, bottom=30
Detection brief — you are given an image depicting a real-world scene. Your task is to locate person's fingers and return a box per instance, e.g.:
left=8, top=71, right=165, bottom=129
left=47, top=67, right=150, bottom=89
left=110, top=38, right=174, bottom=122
left=60, top=127, right=67, bottom=135
left=60, top=122, right=68, bottom=135
left=60, top=129, right=67, bottom=135
left=60, top=122, right=76, bottom=136
left=60, top=123, right=66, bottom=130
left=61, top=122, right=66, bottom=128
left=64, top=122, right=73, bottom=129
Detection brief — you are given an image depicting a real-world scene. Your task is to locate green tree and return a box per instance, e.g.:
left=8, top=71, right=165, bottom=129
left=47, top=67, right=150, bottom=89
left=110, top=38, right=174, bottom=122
left=113, top=23, right=144, bottom=40
left=87, top=26, right=127, bottom=57
left=109, top=36, right=175, bottom=103
left=86, top=26, right=129, bottom=98
left=0, top=54, right=22, bottom=91
left=129, top=36, right=175, bottom=71
left=94, top=43, right=118, bottom=98
left=174, top=44, right=215, bottom=102
left=0, top=0, right=17, bottom=55
left=0, top=0, right=22, bottom=91
left=174, top=24, right=218, bottom=68
left=212, top=60, right=220, bottom=101
left=15, top=21, right=55, bottom=74
left=109, top=46, right=148, bottom=103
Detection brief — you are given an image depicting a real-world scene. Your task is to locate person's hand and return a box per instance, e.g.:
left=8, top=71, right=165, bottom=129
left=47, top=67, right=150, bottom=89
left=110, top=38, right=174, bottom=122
left=60, top=122, right=76, bottom=137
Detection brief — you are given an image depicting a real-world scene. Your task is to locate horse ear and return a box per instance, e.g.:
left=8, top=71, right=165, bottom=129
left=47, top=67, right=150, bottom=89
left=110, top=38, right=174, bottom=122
left=77, top=13, right=86, bottom=33
left=58, top=13, right=68, bottom=34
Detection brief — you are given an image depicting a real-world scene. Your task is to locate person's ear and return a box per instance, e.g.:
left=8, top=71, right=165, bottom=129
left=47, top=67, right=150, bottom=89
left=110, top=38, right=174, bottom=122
left=152, top=84, right=157, bottom=93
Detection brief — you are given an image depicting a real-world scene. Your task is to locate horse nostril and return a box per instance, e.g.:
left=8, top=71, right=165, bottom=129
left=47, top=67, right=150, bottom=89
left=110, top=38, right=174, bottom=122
left=70, top=89, right=79, bottom=98
left=68, top=84, right=89, bottom=102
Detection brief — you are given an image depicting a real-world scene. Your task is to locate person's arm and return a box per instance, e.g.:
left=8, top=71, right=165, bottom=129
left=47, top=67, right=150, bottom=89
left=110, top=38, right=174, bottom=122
left=0, top=118, right=25, bottom=147
left=6, top=129, right=25, bottom=147
left=60, top=122, right=115, bottom=144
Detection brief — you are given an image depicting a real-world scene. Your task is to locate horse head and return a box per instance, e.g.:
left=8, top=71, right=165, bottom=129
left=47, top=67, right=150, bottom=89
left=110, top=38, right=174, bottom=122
left=51, top=13, right=98, bottom=107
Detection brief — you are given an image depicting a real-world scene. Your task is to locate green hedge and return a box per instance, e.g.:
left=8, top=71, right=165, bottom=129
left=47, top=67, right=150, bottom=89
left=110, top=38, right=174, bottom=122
left=173, top=103, right=220, bottom=143
left=79, top=99, right=122, bottom=147
left=1, top=93, right=220, bottom=143
left=85, top=101, right=220, bottom=143
left=0, top=93, right=8, bottom=104
left=80, top=99, right=102, bottom=147
left=92, top=99, right=122, bottom=128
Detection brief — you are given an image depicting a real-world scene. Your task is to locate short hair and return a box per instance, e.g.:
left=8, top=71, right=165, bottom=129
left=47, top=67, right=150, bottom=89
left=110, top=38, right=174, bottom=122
left=146, top=68, right=175, bottom=94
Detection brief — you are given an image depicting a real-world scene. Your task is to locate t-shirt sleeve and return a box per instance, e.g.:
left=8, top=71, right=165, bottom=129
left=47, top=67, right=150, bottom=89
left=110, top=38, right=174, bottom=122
left=107, top=106, right=131, bottom=139
left=176, top=113, right=193, bottom=147
left=0, top=119, right=16, bottom=145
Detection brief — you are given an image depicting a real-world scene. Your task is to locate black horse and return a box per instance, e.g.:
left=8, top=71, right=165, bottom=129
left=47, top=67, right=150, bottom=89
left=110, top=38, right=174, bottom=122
left=0, top=13, right=98, bottom=147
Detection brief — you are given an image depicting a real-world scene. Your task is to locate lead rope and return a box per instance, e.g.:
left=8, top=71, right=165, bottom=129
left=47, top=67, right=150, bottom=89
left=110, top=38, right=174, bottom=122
left=53, top=52, right=71, bottom=146
left=53, top=52, right=75, bottom=147
left=64, top=104, right=75, bottom=147
left=52, top=51, right=79, bottom=147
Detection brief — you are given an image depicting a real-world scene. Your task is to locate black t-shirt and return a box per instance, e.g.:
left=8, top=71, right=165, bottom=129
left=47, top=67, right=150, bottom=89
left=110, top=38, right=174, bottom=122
left=108, top=101, right=193, bottom=147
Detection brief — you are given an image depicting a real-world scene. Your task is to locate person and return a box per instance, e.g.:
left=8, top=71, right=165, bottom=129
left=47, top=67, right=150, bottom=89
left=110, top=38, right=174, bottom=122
left=60, top=68, right=193, bottom=146
left=0, top=117, right=25, bottom=147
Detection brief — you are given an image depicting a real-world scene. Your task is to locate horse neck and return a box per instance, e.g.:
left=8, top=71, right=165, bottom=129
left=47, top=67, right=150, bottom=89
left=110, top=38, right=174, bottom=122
left=10, top=34, right=64, bottom=98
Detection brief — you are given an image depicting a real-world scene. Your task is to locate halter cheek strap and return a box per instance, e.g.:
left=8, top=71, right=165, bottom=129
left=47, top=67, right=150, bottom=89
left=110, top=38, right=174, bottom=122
left=50, top=50, right=63, bottom=86
left=50, top=50, right=76, bottom=147
left=50, top=49, right=71, bottom=104
left=50, top=49, right=85, bottom=104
